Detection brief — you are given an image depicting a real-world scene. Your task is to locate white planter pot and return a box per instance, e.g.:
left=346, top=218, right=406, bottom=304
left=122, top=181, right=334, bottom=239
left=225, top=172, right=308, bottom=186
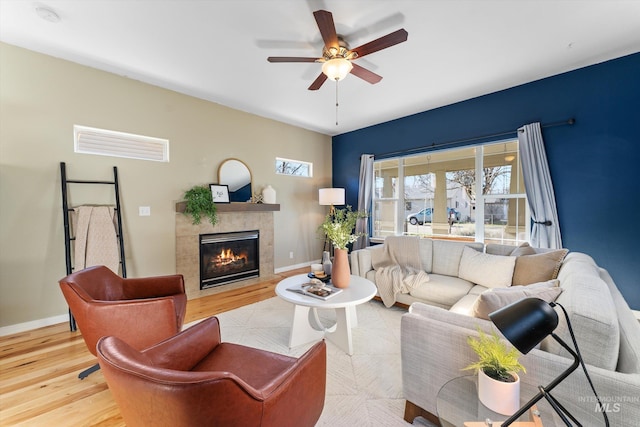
left=478, top=369, right=520, bottom=416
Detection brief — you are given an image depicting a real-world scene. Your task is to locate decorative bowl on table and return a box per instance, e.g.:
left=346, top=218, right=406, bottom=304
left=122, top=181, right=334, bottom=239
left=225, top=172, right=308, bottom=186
left=308, top=272, right=331, bottom=282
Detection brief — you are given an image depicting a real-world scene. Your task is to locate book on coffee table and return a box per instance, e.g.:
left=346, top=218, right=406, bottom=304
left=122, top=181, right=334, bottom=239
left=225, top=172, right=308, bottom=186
left=287, top=282, right=343, bottom=301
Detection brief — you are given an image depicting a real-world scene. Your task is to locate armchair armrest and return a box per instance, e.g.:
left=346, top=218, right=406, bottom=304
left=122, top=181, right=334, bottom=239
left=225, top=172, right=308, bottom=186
left=143, top=316, right=222, bottom=370
left=260, top=340, right=326, bottom=427
left=260, top=339, right=326, bottom=397
left=123, top=274, right=185, bottom=299
left=209, top=339, right=327, bottom=403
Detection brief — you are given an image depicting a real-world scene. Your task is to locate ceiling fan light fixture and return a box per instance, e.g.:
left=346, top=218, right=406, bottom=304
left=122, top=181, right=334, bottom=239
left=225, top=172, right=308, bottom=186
left=322, top=58, right=353, bottom=81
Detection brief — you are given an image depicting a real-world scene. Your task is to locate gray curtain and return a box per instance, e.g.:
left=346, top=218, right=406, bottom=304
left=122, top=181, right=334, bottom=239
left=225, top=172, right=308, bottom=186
left=353, top=154, right=374, bottom=250
left=518, top=123, right=562, bottom=249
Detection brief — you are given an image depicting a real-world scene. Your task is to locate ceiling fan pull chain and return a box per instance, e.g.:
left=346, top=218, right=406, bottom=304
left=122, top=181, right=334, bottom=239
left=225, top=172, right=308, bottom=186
left=335, top=80, right=339, bottom=126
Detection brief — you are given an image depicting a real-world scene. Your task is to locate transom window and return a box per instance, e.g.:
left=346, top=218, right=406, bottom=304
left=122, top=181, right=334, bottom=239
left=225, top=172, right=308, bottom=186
left=372, top=140, right=529, bottom=246
left=275, top=157, right=312, bottom=177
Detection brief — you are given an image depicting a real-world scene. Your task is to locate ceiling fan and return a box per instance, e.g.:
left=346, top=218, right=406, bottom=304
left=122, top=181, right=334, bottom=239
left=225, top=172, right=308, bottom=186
left=267, top=10, right=408, bottom=90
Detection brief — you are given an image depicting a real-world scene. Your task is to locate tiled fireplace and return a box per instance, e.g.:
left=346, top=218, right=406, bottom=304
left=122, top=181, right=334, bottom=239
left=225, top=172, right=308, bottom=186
left=175, top=202, right=279, bottom=299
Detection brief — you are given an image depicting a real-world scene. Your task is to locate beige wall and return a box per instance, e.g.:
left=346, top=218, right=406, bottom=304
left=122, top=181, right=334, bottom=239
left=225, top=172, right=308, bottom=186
left=0, top=43, right=332, bottom=328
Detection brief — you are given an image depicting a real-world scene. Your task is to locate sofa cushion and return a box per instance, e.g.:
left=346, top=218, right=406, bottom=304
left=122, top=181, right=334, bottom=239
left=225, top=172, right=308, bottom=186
left=471, top=280, right=562, bottom=320
left=432, top=240, right=483, bottom=277
left=510, top=242, right=538, bottom=256
left=485, top=243, right=520, bottom=256
left=468, top=285, right=489, bottom=296
left=449, top=294, right=479, bottom=316
left=409, top=274, right=475, bottom=308
left=458, top=246, right=516, bottom=288
left=419, top=238, right=434, bottom=273
left=511, top=247, right=568, bottom=286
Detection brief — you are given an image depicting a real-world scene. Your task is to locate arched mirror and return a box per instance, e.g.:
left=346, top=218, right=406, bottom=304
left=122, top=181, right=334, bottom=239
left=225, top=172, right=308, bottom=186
left=218, top=159, right=252, bottom=202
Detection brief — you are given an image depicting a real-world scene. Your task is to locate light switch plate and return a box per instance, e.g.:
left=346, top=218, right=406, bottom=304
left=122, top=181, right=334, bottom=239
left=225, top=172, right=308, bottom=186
left=139, top=206, right=151, bottom=216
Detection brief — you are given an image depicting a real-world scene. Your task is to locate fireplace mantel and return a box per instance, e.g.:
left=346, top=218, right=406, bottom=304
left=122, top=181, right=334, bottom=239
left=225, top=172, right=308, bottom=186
left=175, top=201, right=280, bottom=213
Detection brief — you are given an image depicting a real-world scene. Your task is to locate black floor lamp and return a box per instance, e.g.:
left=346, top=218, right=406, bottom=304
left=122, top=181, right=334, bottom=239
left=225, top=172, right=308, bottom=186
left=489, top=298, right=609, bottom=427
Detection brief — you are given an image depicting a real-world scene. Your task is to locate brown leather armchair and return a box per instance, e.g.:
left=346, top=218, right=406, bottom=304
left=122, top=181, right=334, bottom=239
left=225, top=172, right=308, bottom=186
left=59, top=265, right=186, bottom=379
left=97, top=316, right=326, bottom=427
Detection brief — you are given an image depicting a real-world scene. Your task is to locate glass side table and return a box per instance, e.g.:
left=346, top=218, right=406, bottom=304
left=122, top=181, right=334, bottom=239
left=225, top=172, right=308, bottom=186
left=436, top=376, right=547, bottom=427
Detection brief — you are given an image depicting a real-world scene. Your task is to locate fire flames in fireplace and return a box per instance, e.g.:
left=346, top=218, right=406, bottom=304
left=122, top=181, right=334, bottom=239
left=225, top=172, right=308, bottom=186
left=215, top=248, right=248, bottom=266
left=200, top=231, right=259, bottom=289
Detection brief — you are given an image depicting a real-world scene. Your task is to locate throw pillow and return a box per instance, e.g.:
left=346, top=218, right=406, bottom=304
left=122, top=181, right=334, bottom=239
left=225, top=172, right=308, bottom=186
left=511, top=248, right=569, bottom=286
left=458, top=246, right=516, bottom=288
left=510, top=242, right=537, bottom=257
left=472, top=279, right=562, bottom=320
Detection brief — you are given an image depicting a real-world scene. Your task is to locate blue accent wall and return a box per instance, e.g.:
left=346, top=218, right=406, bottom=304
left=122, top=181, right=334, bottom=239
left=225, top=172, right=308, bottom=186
left=332, top=52, right=640, bottom=309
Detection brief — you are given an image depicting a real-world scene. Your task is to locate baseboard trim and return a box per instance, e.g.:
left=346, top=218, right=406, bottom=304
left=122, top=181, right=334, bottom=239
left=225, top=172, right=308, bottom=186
left=275, top=261, right=317, bottom=274
left=0, top=313, right=69, bottom=337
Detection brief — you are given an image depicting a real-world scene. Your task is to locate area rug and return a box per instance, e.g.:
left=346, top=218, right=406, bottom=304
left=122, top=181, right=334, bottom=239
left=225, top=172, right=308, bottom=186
left=192, top=297, right=436, bottom=427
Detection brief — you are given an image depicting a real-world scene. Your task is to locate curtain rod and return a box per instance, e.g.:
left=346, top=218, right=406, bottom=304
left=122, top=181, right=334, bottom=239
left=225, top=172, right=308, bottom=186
left=376, top=118, right=575, bottom=159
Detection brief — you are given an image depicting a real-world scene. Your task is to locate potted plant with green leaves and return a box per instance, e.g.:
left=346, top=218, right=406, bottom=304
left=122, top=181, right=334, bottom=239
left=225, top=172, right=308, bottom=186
left=463, top=328, right=526, bottom=415
left=183, top=185, right=218, bottom=226
left=318, top=206, right=366, bottom=288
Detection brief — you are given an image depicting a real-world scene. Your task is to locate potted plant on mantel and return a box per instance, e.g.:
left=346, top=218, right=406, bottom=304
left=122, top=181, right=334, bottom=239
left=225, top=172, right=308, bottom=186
left=183, top=185, right=218, bottom=226
left=463, top=328, right=526, bottom=416
left=319, top=206, right=366, bottom=288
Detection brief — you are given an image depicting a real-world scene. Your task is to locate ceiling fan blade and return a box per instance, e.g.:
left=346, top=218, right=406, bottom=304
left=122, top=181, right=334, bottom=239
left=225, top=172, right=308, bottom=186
left=308, top=73, right=328, bottom=91
left=350, top=63, right=383, bottom=84
left=313, top=10, right=339, bottom=49
left=351, top=28, right=408, bottom=58
left=267, top=57, right=318, bottom=63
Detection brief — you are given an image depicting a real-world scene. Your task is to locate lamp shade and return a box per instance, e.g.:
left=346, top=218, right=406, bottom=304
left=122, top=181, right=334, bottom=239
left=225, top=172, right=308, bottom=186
left=319, top=188, right=345, bottom=206
left=489, top=297, right=559, bottom=355
left=321, top=58, right=353, bottom=81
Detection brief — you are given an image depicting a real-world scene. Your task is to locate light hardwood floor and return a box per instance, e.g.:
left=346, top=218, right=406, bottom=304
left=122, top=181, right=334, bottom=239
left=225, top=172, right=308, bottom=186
left=0, top=268, right=307, bottom=426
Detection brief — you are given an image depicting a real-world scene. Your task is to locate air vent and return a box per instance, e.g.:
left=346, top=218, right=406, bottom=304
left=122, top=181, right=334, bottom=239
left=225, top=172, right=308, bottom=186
left=74, top=125, right=169, bottom=162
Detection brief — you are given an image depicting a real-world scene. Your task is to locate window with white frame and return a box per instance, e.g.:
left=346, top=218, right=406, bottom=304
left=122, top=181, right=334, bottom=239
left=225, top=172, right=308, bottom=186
left=74, top=125, right=169, bottom=162
left=275, top=157, right=313, bottom=177
left=372, top=140, right=528, bottom=246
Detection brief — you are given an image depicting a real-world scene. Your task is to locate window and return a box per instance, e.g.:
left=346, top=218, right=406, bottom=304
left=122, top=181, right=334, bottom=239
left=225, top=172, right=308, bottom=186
left=275, top=157, right=312, bottom=177
left=74, top=125, right=169, bottom=162
left=372, top=140, right=528, bottom=246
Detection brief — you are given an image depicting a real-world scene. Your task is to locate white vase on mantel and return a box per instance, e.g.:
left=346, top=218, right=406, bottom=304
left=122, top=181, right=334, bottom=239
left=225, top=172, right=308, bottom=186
left=477, top=369, right=520, bottom=416
left=262, top=185, right=276, bottom=204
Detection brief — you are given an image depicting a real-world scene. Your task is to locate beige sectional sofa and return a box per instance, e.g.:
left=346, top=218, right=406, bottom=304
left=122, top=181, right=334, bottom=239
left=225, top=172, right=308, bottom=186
left=350, top=237, right=486, bottom=308
left=350, top=236, right=640, bottom=426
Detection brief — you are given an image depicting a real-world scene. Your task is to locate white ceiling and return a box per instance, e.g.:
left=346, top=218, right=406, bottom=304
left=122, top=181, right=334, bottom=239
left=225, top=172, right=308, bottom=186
left=2, top=1, right=639, bottom=136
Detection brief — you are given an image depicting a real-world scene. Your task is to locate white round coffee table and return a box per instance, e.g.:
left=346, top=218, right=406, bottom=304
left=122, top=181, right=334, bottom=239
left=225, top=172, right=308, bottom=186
left=275, top=274, right=377, bottom=355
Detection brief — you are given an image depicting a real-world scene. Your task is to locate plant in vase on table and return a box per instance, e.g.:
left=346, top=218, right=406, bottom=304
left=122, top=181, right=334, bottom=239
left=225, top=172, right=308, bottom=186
left=463, top=328, right=526, bottom=416
left=319, top=206, right=367, bottom=288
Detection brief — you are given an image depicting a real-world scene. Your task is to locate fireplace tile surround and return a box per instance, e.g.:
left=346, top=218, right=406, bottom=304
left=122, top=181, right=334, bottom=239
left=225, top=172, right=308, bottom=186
left=175, top=202, right=280, bottom=299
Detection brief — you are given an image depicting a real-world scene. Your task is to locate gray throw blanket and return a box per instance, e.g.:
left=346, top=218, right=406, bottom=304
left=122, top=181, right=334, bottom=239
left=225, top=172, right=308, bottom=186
left=371, top=236, right=430, bottom=307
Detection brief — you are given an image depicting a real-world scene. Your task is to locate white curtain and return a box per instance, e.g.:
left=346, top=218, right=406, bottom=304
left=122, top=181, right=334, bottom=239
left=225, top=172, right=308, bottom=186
left=518, top=123, right=562, bottom=249
left=353, top=154, right=374, bottom=250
